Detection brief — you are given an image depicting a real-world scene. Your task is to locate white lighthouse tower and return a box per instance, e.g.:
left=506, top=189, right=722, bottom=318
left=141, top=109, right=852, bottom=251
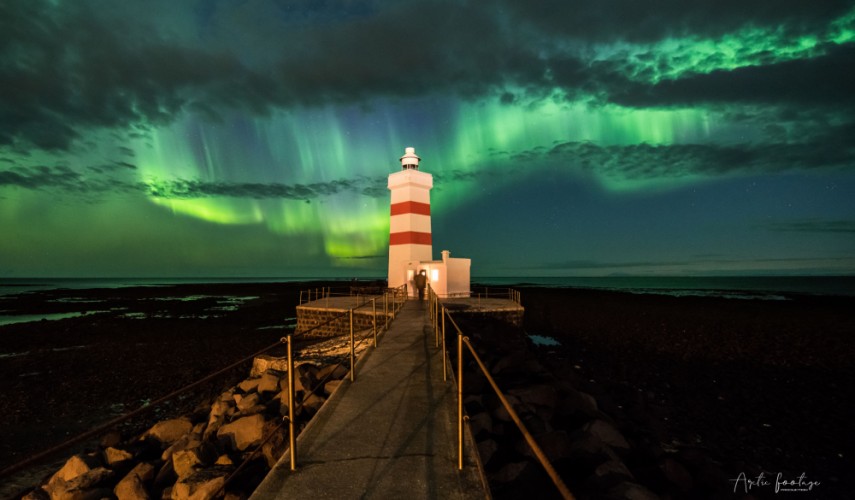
left=387, top=147, right=433, bottom=293
left=387, top=147, right=471, bottom=298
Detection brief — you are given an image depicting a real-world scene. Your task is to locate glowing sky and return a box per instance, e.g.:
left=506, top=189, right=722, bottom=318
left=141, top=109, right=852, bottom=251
left=2, top=0, right=854, bottom=277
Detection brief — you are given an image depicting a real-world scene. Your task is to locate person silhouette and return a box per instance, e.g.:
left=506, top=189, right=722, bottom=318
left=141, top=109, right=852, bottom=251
left=414, top=270, right=427, bottom=300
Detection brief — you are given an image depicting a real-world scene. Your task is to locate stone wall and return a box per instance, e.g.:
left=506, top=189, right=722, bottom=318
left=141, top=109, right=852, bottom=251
left=296, top=306, right=391, bottom=337
left=442, top=309, right=524, bottom=328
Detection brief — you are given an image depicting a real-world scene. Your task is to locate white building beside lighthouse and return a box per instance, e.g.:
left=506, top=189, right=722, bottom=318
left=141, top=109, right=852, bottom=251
left=387, top=147, right=471, bottom=298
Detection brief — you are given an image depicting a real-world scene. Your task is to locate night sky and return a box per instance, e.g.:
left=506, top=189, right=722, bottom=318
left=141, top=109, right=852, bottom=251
left=2, top=0, right=854, bottom=278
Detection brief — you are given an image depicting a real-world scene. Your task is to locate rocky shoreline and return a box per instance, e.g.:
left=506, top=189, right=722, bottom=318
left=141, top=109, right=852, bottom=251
left=2, top=283, right=853, bottom=499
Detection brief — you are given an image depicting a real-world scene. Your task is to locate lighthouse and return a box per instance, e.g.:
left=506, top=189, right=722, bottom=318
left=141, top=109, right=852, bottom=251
left=387, top=147, right=470, bottom=298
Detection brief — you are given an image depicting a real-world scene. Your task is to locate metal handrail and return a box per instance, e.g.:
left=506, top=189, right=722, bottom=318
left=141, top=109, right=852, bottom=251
left=429, top=287, right=522, bottom=304
left=427, top=286, right=574, bottom=500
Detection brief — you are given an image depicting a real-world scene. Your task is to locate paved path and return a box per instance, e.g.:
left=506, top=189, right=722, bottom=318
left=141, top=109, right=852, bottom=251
left=251, top=300, right=488, bottom=499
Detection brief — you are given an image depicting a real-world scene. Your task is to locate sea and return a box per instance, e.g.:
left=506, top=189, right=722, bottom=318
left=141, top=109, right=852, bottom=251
left=0, top=275, right=853, bottom=299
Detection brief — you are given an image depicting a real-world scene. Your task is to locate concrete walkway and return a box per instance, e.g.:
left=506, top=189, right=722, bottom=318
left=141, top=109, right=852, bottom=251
left=251, top=300, right=488, bottom=500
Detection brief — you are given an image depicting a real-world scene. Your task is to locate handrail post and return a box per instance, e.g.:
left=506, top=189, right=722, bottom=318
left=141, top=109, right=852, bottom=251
left=349, top=309, right=355, bottom=382
left=434, top=297, right=440, bottom=348
left=384, top=291, right=388, bottom=329
left=457, top=332, right=464, bottom=470
left=442, top=306, right=447, bottom=382
left=372, top=298, right=377, bottom=347
left=286, top=335, right=296, bottom=470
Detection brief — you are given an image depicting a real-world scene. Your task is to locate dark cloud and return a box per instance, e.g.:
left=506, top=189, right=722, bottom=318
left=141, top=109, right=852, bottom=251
left=518, top=123, right=855, bottom=180
left=609, top=43, right=855, bottom=109
left=0, top=163, right=389, bottom=201
left=1, top=0, right=852, bottom=153
left=759, top=219, right=855, bottom=233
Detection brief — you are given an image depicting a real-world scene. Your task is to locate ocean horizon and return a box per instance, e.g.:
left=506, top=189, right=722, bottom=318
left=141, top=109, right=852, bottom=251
left=1, top=275, right=854, bottom=299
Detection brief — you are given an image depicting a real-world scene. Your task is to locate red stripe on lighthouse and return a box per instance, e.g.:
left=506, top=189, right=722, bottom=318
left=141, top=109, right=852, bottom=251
left=389, top=231, right=432, bottom=245
left=390, top=201, right=430, bottom=216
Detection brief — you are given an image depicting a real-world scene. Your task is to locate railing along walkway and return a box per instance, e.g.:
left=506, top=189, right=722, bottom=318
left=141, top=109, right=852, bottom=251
left=251, top=300, right=488, bottom=499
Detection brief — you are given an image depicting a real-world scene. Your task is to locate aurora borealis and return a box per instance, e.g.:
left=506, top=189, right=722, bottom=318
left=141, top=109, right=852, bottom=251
left=2, top=1, right=854, bottom=278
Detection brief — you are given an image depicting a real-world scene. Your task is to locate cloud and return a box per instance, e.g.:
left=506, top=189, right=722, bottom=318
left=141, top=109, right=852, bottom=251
left=0, top=164, right=389, bottom=201
left=508, top=124, right=855, bottom=181
left=759, top=219, right=855, bottom=234
left=1, top=0, right=852, bottom=153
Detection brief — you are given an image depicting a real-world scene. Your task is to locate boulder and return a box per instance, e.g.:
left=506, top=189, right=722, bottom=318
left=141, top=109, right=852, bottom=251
left=257, top=372, right=281, bottom=393
left=477, top=439, right=499, bottom=465
left=468, top=411, right=492, bottom=438
left=103, top=447, right=133, bottom=467
left=516, top=430, right=571, bottom=462
left=114, top=473, right=149, bottom=500
left=204, top=400, right=233, bottom=440
left=660, top=457, right=693, bottom=494
left=46, top=467, right=114, bottom=500
left=171, top=469, right=228, bottom=500
left=584, top=420, right=631, bottom=451
left=491, top=461, right=530, bottom=483
left=509, top=384, right=558, bottom=409
left=236, top=393, right=260, bottom=412
left=217, top=414, right=266, bottom=451
left=606, top=481, right=659, bottom=500
left=261, top=421, right=288, bottom=468
left=215, top=455, right=234, bottom=466
left=557, top=389, right=599, bottom=420
left=237, top=378, right=260, bottom=393
left=316, top=363, right=348, bottom=382
left=250, top=355, right=289, bottom=377
left=296, top=364, right=319, bottom=393
left=492, top=395, right=522, bottom=422
left=301, top=393, right=326, bottom=413
left=172, top=450, right=203, bottom=480
left=144, top=418, right=193, bottom=446
left=595, top=460, right=634, bottom=482
left=48, top=455, right=99, bottom=487
left=323, top=379, right=342, bottom=396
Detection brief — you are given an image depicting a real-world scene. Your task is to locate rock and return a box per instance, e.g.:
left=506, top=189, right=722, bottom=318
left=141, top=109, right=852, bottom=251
left=301, top=393, right=325, bottom=413
left=585, top=419, right=631, bottom=451
left=491, top=352, right=526, bottom=375
left=323, top=379, right=342, bottom=396
left=204, top=400, right=233, bottom=440
left=237, top=378, right=260, bottom=393
left=172, top=450, right=203, bottom=480
left=257, top=372, right=281, bottom=393
left=468, top=411, right=492, bottom=438
left=492, top=395, right=522, bottom=422
left=491, top=461, right=530, bottom=483
left=316, top=363, right=348, bottom=381
left=171, top=469, right=228, bottom=500
left=236, top=392, right=260, bottom=412
left=217, top=414, right=266, bottom=451
left=595, top=460, right=634, bottom=480
left=517, top=430, right=571, bottom=462
left=477, top=439, right=499, bottom=465
left=126, top=462, right=156, bottom=482
left=104, top=447, right=133, bottom=467
left=660, top=457, right=693, bottom=494
left=161, top=435, right=192, bottom=461
left=153, top=459, right=176, bottom=489
left=296, top=364, right=319, bottom=393
left=250, top=355, right=290, bottom=377
left=606, top=481, right=660, bottom=500
left=214, top=455, right=233, bottom=466
left=509, top=384, right=558, bottom=409
left=144, top=418, right=193, bottom=446
left=114, top=473, right=149, bottom=500
left=261, top=421, right=288, bottom=468
left=557, top=389, right=599, bottom=420
left=46, top=467, right=114, bottom=500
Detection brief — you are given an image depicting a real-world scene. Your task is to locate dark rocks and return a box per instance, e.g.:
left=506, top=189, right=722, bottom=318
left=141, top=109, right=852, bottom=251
left=22, top=351, right=351, bottom=500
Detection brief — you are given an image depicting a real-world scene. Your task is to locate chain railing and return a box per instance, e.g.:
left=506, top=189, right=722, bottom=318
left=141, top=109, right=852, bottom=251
left=427, top=286, right=575, bottom=500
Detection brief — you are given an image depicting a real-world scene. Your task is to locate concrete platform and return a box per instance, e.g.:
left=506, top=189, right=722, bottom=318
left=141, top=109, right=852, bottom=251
left=251, top=300, right=489, bottom=500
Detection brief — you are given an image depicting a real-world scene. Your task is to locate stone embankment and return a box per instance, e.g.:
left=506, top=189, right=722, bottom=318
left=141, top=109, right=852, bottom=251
left=19, top=336, right=359, bottom=500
